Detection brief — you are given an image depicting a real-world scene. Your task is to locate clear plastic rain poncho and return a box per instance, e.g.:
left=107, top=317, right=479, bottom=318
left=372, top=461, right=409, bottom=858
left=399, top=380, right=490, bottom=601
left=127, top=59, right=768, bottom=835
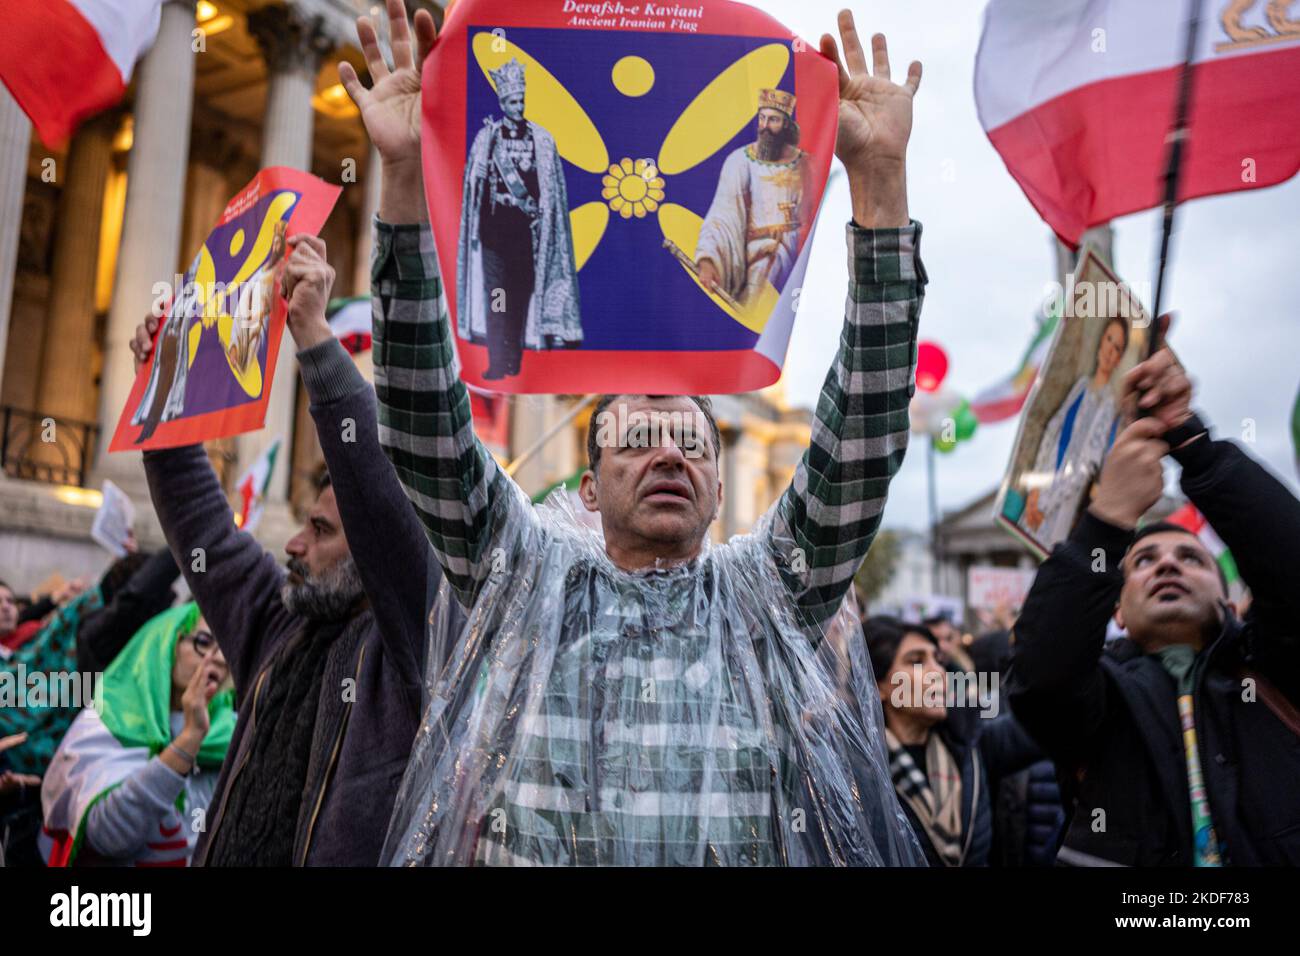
left=383, top=488, right=926, bottom=867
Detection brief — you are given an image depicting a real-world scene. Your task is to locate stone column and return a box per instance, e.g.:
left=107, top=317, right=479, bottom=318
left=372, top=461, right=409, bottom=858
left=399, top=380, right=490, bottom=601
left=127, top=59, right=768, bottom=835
left=244, top=5, right=332, bottom=504
left=36, top=111, right=117, bottom=427
left=179, top=126, right=242, bottom=274
left=0, top=87, right=31, bottom=410
left=720, top=428, right=737, bottom=540
left=95, top=0, right=197, bottom=494
left=733, top=429, right=769, bottom=533
left=352, top=144, right=381, bottom=295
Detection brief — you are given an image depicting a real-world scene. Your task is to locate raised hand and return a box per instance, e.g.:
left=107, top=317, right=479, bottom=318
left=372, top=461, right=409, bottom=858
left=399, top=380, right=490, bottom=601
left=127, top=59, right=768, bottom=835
left=819, top=10, right=921, bottom=228
left=338, top=0, right=437, bottom=223
left=161, top=646, right=223, bottom=776
left=281, top=234, right=336, bottom=351
left=131, top=314, right=162, bottom=372
left=1089, top=417, right=1170, bottom=530
left=1124, top=344, right=1196, bottom=436
left=180, top=647, right=223, bottom=743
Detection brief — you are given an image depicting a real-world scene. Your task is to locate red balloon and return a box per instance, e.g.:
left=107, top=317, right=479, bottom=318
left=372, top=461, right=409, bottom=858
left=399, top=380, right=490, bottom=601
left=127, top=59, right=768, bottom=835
left=915, top=341, right=948, bottom=393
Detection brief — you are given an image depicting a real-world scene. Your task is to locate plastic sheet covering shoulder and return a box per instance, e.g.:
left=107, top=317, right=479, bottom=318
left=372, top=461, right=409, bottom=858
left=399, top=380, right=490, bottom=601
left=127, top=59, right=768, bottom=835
left=385, top=488, right=925, bottom=866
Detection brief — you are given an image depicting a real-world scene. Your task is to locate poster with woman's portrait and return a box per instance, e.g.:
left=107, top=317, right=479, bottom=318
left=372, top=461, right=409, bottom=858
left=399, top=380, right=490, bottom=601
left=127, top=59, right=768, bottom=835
left=994, top=249, right=1150, bottom=559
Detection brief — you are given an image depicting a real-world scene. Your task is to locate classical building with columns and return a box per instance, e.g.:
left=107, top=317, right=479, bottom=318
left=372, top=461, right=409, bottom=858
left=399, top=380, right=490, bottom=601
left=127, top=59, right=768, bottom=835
left=0, top=0, right=810, bottom=593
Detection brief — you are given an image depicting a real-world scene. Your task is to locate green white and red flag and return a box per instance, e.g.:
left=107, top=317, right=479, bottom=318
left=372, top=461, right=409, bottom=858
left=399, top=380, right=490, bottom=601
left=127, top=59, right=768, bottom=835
left=970, top=299, right=1060, bottom=424
left=1165, top=502, right=1242, bottom=598
left=236, top=437, right=280, bottom=533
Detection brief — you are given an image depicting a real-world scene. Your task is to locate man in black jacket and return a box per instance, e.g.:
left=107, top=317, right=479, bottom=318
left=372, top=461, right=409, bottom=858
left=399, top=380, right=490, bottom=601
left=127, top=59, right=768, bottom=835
left=132, top=234, right=455, bottom=865
left=1007, top=347, right=1300, bottom=866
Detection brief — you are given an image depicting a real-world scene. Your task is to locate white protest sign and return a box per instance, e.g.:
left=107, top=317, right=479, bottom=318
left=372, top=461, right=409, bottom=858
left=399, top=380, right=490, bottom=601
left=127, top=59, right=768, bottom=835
left=90, top=480, right=135, bottom=557
left=966, top=565, right=1036, bottom=612
left=899, top=595, right=964, bottom=627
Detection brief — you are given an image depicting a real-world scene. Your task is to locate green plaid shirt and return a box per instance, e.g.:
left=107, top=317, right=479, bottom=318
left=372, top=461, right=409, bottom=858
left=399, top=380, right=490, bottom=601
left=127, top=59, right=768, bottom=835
left=372, top=217, right=925, bottom=865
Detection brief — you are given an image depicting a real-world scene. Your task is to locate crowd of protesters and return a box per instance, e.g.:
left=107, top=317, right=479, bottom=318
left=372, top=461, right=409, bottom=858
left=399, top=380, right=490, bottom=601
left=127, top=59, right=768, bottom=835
left=1, top=0, right=1297, bottom=868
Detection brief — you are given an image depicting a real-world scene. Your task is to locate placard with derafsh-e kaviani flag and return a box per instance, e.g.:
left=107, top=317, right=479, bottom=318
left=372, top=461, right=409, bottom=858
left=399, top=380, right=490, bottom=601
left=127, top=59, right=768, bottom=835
left=109, top=167, right=340, bottom=452
left=424, top=0, right=837, bottom=393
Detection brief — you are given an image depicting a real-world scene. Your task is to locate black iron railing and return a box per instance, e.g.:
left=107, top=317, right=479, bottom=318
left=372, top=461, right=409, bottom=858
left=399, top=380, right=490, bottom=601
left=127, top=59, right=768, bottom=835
left=0, top=406, right=99, bottom=487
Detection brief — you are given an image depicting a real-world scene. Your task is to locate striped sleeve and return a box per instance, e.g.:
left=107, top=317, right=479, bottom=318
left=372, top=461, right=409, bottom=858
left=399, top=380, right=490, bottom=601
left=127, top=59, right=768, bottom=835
left=770, top=220, right=926, bottom=625
left=370, top=218, right=533, bottom=607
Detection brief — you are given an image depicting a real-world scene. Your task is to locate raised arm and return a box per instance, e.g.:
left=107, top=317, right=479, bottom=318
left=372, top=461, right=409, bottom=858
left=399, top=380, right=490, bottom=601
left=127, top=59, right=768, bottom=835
left=770, top=14, right=926, bottom=625
left=279, top=232, right=458, bottom=697
left=1005, top=510, right=1124, bottom=760
left=340, top=0, right=532, bottom=609
left=369, top=222, right=532, bottom=609
left=132, top=315, right=289, bottom=692
left=1127, top=348, right=1300, bottom=696
left=1178, top=432, right=1300, bottom=686
left=1008, top=413, right=1170, bottom=759
left=139, top=444, right=288, bottom=693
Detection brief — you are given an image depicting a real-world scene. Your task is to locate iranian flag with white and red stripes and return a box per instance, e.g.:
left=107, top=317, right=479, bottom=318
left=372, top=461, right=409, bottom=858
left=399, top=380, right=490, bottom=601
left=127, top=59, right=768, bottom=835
left=0, top=0, right=163, bottom=147
left=975, top=0, right=1300, bottom=245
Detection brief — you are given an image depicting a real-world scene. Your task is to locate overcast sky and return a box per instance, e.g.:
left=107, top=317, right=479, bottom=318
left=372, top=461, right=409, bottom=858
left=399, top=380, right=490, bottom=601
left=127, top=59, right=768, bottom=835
left=744, top=0, right=1300, bottom=532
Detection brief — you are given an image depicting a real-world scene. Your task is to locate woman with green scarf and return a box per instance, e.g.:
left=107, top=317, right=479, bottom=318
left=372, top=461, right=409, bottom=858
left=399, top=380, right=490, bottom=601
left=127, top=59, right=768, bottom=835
left=40, top=603, right=234, bottom=866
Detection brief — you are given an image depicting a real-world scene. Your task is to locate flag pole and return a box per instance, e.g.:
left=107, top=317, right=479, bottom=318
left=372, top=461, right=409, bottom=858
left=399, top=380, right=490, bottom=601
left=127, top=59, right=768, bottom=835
left=928, top=434, right=941, bottom=593
left=505, top=394, right=597, bottom=478
left=1148, top=0, right=1206, bottom=356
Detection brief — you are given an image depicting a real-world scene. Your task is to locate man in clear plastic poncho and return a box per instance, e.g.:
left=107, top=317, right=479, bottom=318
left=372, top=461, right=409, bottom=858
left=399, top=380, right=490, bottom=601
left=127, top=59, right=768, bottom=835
left=340, top=1, right=929, bottom=866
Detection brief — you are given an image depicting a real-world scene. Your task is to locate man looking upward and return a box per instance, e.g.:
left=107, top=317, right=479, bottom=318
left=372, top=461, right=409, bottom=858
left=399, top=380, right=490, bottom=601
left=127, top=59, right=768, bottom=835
left=341, top=1, right=928, bottom=866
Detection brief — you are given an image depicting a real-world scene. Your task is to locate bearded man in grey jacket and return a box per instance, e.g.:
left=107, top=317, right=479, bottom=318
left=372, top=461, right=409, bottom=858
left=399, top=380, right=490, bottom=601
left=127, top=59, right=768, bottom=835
left=132, top=233, right=455, bottom=866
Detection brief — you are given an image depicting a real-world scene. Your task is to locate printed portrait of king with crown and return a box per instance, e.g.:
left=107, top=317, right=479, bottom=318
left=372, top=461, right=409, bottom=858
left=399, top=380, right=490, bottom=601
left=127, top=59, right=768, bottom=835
left=456, top=57, right=583, bottom=381
left=692, top=87, right=815, bottom=309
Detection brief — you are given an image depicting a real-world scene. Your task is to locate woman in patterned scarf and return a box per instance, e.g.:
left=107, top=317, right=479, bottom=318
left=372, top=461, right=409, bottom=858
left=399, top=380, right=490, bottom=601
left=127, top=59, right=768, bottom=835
left=865, top=616, right=1041, bottom=866
left=40, top=603, right=234, bottom=866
